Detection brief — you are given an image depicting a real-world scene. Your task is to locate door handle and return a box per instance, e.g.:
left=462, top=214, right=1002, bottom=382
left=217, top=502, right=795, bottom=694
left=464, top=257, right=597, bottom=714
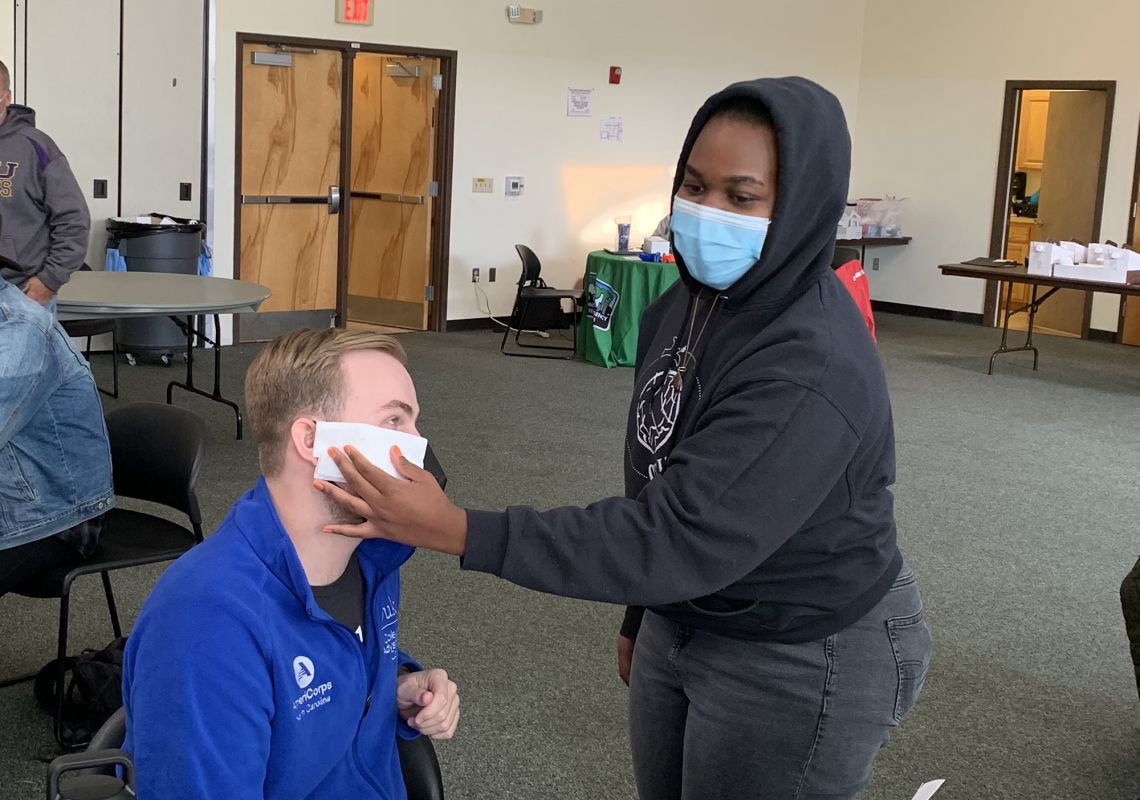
left=328, top=185, right=341, bottom=214
left=350, top=191, right=425, bottom=205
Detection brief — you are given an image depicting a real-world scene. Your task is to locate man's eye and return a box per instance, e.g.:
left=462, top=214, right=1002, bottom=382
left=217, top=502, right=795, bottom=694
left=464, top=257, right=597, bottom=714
left=732, top=195, right=758, bottom=205
left=681, top=183, right=704, bottom=195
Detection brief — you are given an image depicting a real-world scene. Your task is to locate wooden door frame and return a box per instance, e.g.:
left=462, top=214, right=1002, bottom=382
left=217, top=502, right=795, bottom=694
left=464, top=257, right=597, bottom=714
left=234, top=32, right=457, bottom=335
left=983, top=80, right=1115, bottom=337
left=1114, top=116, right=1140, bottom=340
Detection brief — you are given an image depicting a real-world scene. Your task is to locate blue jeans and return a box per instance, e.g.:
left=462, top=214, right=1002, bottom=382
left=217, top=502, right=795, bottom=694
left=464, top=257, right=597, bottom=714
left=628, top=564, right=932, bottom=800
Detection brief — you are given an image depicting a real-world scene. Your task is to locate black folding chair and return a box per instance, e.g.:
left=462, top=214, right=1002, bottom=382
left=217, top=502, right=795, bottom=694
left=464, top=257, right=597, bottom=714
left=2, top=402, right=206, bottom=746
left=501, top=244, right=584, bottom=359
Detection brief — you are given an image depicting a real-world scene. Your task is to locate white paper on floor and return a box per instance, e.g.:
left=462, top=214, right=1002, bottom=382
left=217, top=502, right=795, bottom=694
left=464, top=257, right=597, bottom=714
left=909, top=780, right=945, bottom=800
left=313, top=421, right=427, bottom=483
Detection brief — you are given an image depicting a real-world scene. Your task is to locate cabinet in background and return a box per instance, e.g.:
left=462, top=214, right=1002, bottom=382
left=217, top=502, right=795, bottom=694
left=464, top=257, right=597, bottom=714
left=1003, top=216, right=1036, bottom=309
left=1016, top=90, right=1050, bottom=171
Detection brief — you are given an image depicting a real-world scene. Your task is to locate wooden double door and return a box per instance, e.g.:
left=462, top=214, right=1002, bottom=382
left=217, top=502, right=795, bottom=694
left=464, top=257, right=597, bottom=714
left=237, top=37, right=453, bottom=339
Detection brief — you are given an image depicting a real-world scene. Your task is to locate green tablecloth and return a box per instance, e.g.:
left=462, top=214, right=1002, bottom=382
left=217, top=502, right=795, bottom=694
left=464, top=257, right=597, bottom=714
left=578, top=250, right=680, bottom=368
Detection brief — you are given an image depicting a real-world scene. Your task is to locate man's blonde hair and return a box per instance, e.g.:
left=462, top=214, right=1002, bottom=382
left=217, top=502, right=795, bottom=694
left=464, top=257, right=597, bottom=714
left=245, top=328, right=407, bottom=476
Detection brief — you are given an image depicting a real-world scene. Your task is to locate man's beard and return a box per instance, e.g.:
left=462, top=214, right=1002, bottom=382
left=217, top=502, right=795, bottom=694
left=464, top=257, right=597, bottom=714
left=320, top=484, right=366, bottom=527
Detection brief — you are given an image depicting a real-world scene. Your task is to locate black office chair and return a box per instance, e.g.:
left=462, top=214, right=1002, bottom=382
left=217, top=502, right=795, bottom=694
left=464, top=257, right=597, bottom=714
left=832, top=245, right=861, bottom=269
left=2, top=402, right=206, bottom=746
left=60, top=264, right=119, bottom=398
left=501, top=244, right=584, bottom=359
left=46, top=707, right=446, bottom=800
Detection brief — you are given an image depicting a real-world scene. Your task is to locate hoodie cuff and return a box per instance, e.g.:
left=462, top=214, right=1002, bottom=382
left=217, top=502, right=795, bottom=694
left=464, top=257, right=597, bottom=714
left=396, top=652, right=424, bottom=740
left=620, top=606, right=646, bottom=640
left=31, top=269, right=64, bottom=293
left=459, top=508, right=510, bottom=576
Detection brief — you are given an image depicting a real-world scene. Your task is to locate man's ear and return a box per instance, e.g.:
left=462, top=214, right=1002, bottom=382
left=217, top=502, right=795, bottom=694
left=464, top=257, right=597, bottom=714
left=288, top=417, right=320, bottom=467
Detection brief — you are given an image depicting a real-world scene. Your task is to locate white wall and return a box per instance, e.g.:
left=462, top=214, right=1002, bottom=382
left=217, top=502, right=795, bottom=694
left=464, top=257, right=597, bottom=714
left=212, top=0, right=868, bottom=324
left=121, top=0, right=203, bottom=220
left=852, top=0, right=1140, bottom=330
left=1, top=0, right=203, bottom=266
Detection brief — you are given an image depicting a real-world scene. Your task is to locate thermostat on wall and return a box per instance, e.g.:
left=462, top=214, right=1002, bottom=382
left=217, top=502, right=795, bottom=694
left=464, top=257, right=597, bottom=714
left=507, top=4, right=543, bottom=23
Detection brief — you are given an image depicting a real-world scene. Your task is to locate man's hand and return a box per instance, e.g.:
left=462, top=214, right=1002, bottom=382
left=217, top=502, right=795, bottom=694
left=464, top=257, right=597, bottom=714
left=314, top=445, right=468, bottom=556
left=23, top=275, right=55, bottom=305
left=617, top=635, right=635, bottom=686
left=396, top=668, right=460, bottom=739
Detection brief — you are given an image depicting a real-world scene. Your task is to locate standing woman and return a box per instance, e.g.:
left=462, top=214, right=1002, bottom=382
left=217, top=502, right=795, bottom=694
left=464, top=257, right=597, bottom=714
left=318, top=76, right=932, bottom=799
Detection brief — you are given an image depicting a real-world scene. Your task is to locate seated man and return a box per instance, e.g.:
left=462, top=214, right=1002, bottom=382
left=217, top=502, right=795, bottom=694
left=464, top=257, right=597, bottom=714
left=0, top=277, right=112, bottom=594
left=122, top=328, right=460, bottom=799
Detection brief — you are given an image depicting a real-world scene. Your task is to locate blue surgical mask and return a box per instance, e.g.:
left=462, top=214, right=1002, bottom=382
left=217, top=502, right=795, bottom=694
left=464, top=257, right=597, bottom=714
left=670, top=196, right=770, bottom=290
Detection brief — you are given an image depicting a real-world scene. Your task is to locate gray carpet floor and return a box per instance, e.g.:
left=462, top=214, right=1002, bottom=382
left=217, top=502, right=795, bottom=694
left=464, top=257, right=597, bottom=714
left=1, top=313, right=1138, bottom=799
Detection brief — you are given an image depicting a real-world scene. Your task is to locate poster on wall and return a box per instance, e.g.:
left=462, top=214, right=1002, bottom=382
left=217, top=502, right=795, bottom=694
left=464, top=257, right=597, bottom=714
left=567, top=88, right=594, bottom=117
left=600, top=116, right=623, bottom=142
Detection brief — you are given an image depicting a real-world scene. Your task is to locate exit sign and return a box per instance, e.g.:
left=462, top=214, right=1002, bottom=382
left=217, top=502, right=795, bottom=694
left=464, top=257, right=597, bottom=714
left=336, top=0, right=373, bottom=25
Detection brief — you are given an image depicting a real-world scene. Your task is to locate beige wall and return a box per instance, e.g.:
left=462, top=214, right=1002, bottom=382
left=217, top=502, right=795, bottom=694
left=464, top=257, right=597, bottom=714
left=15, top=1, right=1140, bottom=332
left=0, top=0, right=202, bottom=266
left=853, top=0, right=1140, bottom=330
left=212, top=0, right=868, bottom=326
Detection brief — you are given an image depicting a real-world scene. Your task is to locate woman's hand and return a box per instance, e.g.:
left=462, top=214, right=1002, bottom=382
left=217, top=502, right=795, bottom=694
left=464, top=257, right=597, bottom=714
left=314, top=445, right=469, bottom=556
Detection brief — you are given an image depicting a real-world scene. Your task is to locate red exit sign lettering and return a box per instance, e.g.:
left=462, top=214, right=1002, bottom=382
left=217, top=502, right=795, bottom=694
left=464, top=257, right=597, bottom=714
left=336, top=0, right=374, bottom=25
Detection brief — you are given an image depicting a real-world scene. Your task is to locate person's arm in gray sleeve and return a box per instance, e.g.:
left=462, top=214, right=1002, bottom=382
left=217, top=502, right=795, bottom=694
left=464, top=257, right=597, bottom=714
left=35, top=155, right=90, bottom=292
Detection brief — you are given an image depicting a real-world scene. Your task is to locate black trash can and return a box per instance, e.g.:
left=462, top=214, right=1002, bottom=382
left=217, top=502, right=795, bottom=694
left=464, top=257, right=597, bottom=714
left=106, top=217, right=204, bottom=365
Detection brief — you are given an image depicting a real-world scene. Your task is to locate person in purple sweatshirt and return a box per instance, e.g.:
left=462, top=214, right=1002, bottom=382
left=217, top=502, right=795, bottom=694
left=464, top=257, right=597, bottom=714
left=0, top=60, right=90, bottom=304
left=318, top=77, right=932, bottom=799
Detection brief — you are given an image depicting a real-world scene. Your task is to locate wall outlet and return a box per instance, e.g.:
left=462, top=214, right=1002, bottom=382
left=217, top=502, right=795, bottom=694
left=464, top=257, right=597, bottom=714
left=472, top=268, right=480, bottom=282
left=472, top=177, right=493, bottom=193
left=505, top=176, right=523, bottom=196
left=872, top=257, right=880, bottom=271
left=489, top=267, right=497, bottom=282
left=179, top=182, right=192, bottom=201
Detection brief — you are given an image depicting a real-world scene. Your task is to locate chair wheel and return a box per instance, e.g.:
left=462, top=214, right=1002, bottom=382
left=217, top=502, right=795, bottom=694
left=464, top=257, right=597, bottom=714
left=124, top=353, right=137, bottom=366
left=160, top=354, right=173, bottom=367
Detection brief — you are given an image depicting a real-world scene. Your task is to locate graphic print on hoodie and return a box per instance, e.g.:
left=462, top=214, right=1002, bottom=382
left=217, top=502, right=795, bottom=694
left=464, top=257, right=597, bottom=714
left=0, top=105, right=90, bottom=289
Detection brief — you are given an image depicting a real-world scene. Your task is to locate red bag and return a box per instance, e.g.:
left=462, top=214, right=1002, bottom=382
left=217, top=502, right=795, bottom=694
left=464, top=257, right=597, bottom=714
left=834, top=259, right=876, bottom=342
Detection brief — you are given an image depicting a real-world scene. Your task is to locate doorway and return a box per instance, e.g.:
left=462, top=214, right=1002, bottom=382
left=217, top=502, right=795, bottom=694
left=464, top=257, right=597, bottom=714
left=347, top=53, right=440, bottom=330
left=986, top=81, right=1115, bottom=338
left=234, top=35, right=456, bottom=341
left=1118, top=121, right=1140, bottom=346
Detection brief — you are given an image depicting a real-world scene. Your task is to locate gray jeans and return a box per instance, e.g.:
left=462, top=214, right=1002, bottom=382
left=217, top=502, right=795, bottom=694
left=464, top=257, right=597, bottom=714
left=628, top=565, right=932, bottom=800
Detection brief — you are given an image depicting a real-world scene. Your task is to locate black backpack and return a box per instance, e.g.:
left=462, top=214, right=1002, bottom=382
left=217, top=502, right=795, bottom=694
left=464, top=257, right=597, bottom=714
left=34, top=637, right=127, bottom=748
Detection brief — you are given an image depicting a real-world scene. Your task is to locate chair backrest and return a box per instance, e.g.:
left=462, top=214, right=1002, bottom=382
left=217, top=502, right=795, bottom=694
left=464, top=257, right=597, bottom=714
left=514, top=244, right=542, bottom=285
left=105, top=402, right=207, bottom=537
left=87, top=706, right=127, bottom=751
left=397, top=733, right=445, bottom=800
left=831, top=245, right=861, bottom=269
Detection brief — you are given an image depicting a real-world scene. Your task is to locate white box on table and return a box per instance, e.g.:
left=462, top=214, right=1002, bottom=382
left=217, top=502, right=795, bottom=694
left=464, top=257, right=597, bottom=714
left=1059, top=241, right=1088, bottom=263
left=1027, top=242, right=1072, bottom=276
left=1087, top=243, right=1111, bottom=264
left=1102, top=246, right=1140, bottom=272
left=642, top=235, right=670, bottom=255
left=1052, top=260, right=1128, bottom=284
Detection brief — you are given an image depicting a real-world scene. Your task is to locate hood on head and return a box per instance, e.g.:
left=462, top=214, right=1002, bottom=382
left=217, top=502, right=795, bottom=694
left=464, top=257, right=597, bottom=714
left=671, top=77, right=851, bottom=308
left=0, top=104, right=35, bottom=134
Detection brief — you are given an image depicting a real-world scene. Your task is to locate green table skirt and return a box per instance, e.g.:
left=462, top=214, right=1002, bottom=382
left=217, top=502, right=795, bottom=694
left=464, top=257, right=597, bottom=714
left=578, top=250, right=680, bottom=368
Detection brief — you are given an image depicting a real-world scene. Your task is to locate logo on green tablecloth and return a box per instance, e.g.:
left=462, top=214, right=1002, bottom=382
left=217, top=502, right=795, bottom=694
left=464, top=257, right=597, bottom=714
left=589, top=278, right=619, bottom=331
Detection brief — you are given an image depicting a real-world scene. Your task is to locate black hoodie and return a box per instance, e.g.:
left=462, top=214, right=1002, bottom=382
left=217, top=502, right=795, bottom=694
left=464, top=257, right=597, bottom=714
left=463, top=77, right=901, bottom=644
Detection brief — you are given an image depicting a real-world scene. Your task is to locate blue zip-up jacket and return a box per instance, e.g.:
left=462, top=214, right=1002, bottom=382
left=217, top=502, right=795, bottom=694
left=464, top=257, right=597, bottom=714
left=122, top=478, right=421, bottom=799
